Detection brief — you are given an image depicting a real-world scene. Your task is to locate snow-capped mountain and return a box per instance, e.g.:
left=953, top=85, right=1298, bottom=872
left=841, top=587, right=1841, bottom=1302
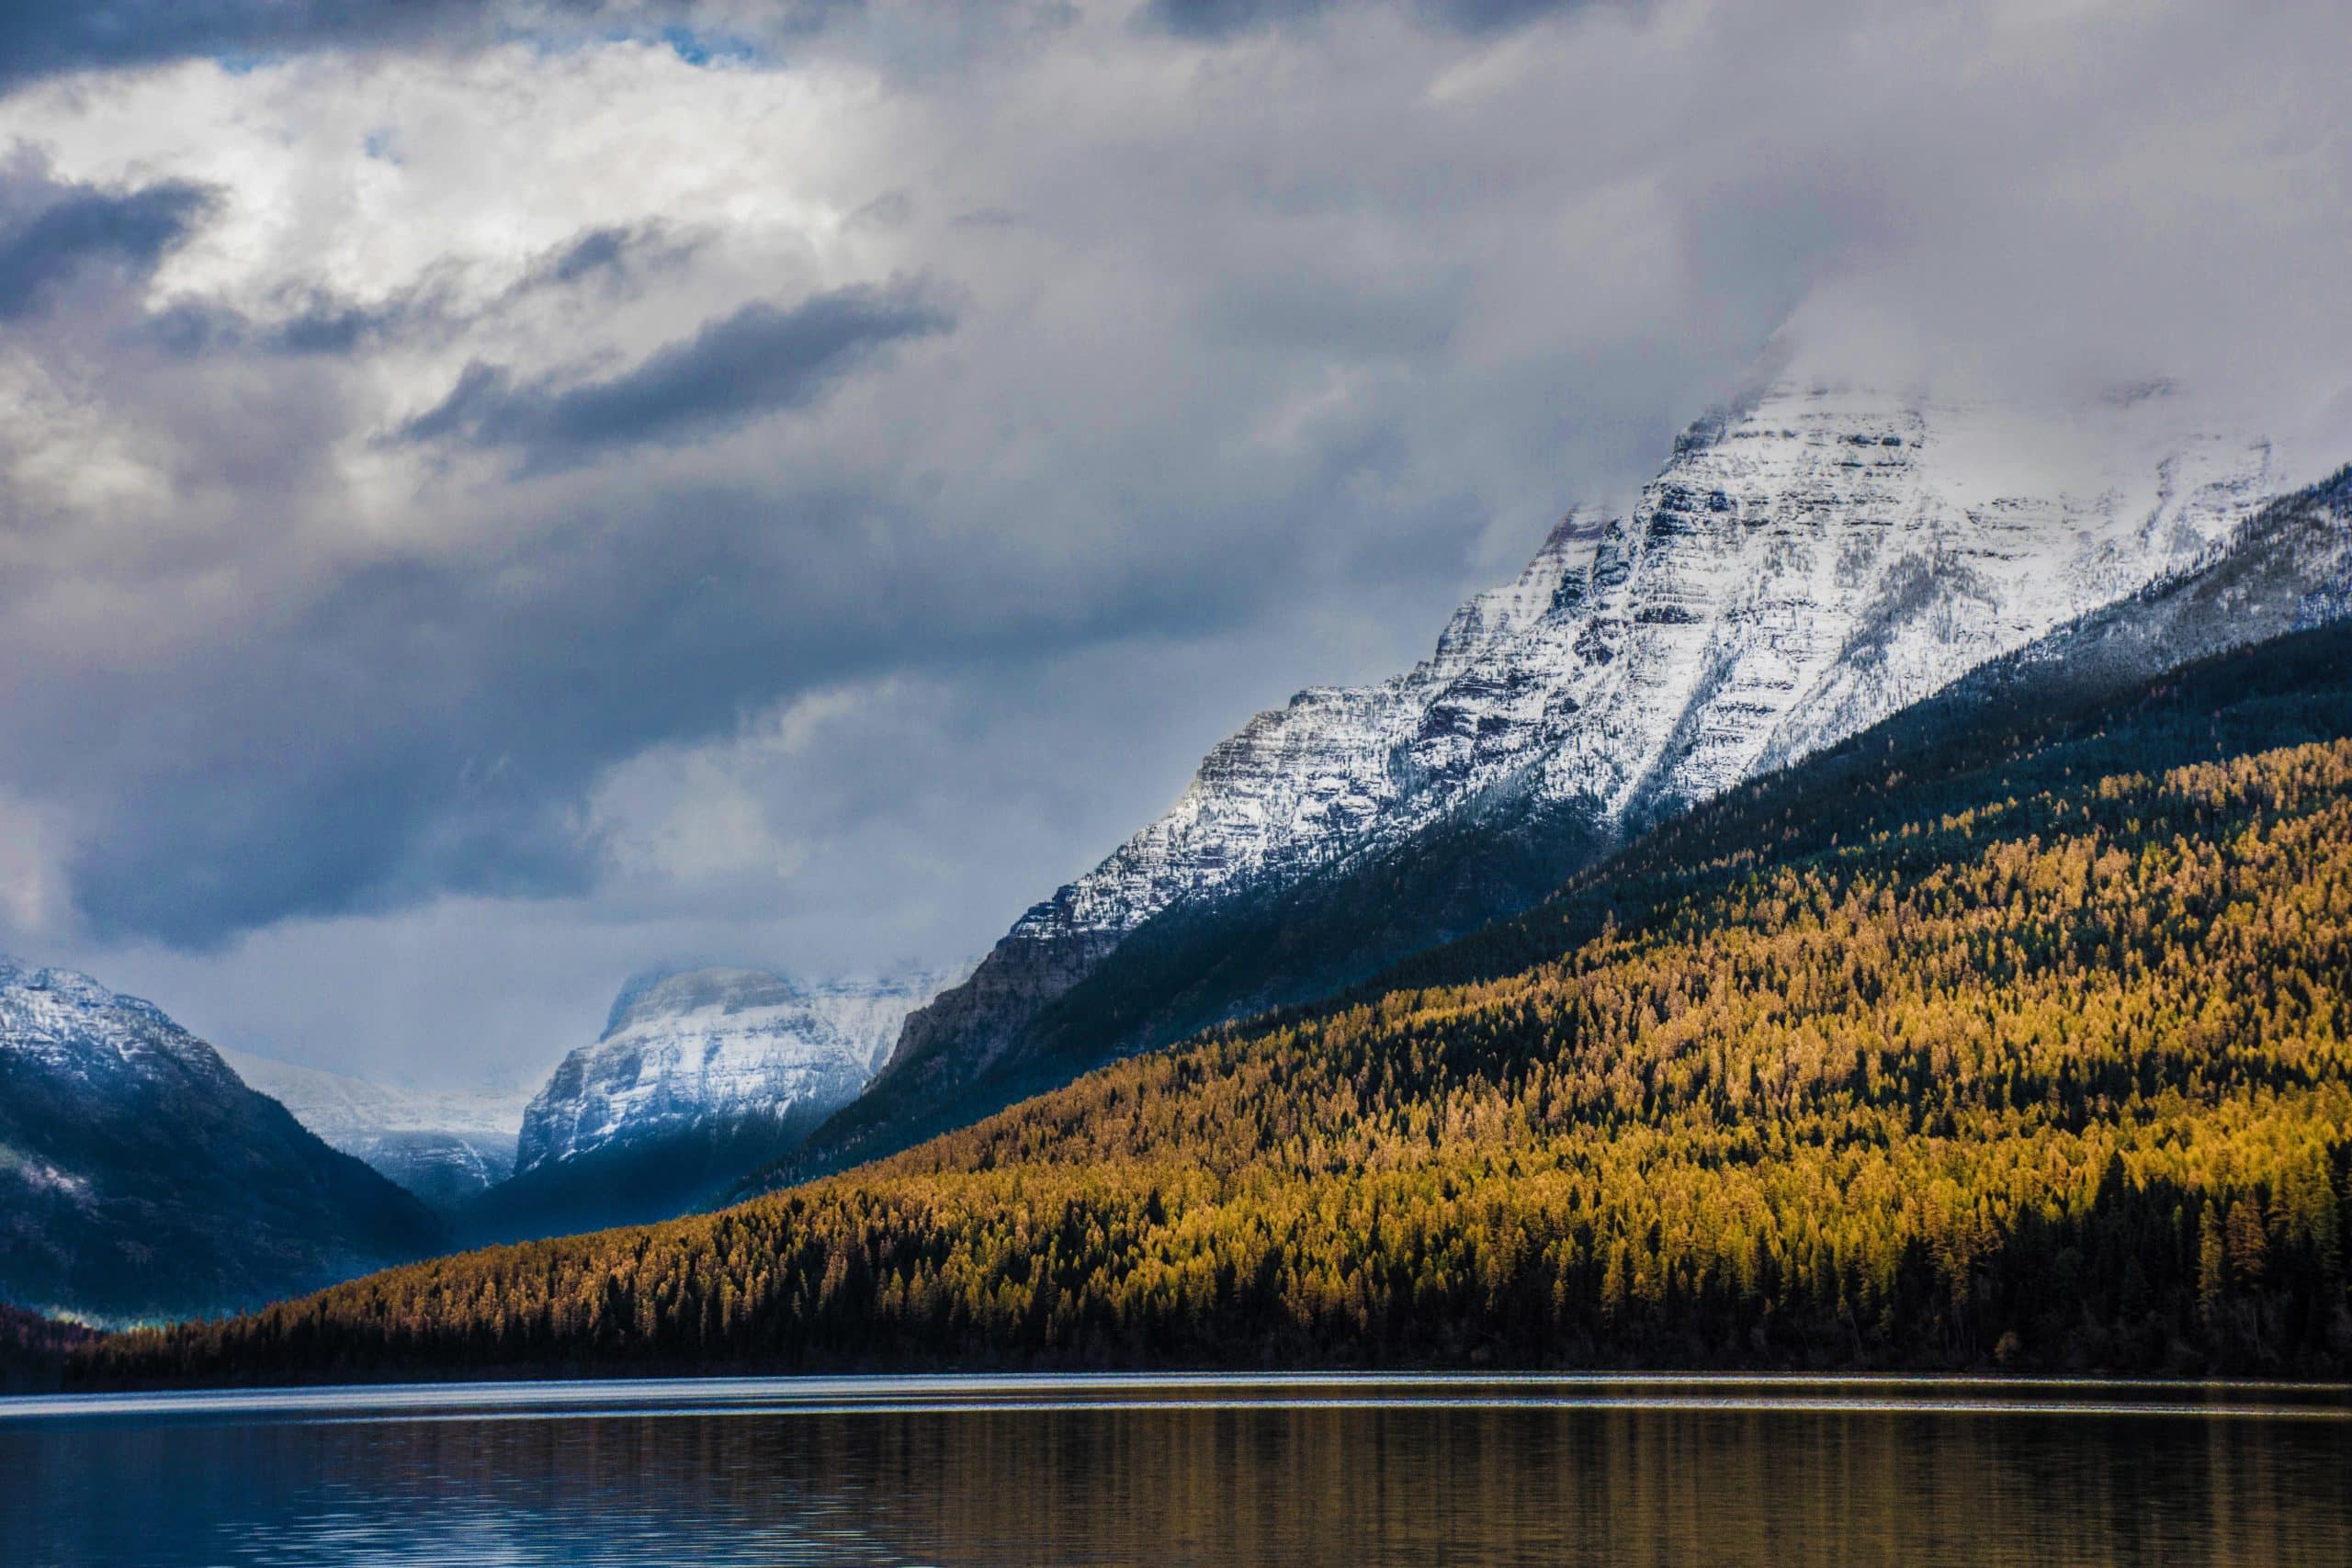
left=1009, top=384, right=2279, bottom=957
left=0, top=957, right=443, bottom=1322
left=219, top=1049, right=535, bottom=1213
left=462, top=964, right=959, bottom=1240
left=515, top=966, right=956, bottom=1174
left=1951, top=460, right=2352, bottom=705
left=797, top=382, right=2313, bottom=1178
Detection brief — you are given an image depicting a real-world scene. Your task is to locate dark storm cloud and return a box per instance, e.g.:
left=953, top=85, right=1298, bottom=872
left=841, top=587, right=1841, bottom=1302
left=146, top=291, right=424, bottom=356
left=520, top=223, right=698, bottom=293
left=40, top=465, right=1242, bottom=949
left=24, top=276, right=1409, bottom=953
left=0, top=164, right=211, bottom=319
left=0, top=0, right=479, bottom=88
left=142, top=224, right=695, bottom=359
left=47, top=505, right=828, bottom=944
left=399, top=282, right=956, bottom=468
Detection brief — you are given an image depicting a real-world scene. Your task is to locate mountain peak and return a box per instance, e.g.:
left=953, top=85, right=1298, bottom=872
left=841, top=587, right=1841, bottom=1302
left=509, top=964, right=959, bottom=1201
left=0, top=956, right=211, bottom=1075
left=817, top=379, right=2299, bottom=1179
left=0, top=953, right=443, bottom=1321
left=0, top=958, right=124, bottom=1010
left=602, top=966, right=804, bottom=1041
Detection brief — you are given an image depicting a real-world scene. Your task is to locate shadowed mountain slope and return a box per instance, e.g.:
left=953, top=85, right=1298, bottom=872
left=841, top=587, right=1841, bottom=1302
left=0, top=963, right=446, bottom=1324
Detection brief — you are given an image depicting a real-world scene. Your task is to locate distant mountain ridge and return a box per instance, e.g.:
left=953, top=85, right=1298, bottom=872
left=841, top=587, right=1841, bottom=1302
left=517, top=965, right=957, bottom=1173
left=784, top=382, right=2298, bottom=1180
left=462, top=964, right=958, bottom=1241
left=219, top=1049, right=535, bottom=1213
left=0, top=958, right=444, bottom=1323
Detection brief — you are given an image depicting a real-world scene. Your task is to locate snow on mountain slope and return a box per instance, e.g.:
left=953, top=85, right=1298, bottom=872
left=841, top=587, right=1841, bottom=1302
left=515, top=966, right=958, bottom=1174
left=0, top=957, right=443, bottom=1321
left=1, top=957, right=237, bottom=1089
left=1052, top=385, right=2277, bottom=939
left=219, top=1049, right=534, bottom=1212
left=1940, top=460, right=2352, bottom=710
left=865, top=382, right=2286, bottom=1110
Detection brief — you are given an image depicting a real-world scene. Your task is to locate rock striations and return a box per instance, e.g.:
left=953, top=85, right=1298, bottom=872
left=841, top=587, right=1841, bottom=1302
left=468, top=965, right=957, bottom=1240
left=516, top=966, right=953, bottom=1174
left=796, top=382, right=2315, bottom=1179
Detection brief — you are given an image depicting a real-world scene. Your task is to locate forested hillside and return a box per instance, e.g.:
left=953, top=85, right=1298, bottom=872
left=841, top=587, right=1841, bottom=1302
left=81, top=622, right=2352, bottom=1384
left=769, top=463, right=2352, bottom=1191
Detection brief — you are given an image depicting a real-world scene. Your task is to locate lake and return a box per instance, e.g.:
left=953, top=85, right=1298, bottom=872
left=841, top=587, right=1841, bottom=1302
left=3, top=1374, right=2347, bottom=1565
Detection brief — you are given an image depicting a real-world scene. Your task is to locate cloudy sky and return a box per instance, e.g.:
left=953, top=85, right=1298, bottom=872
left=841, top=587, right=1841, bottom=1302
left=1, top=0, right=2346, bottom=1089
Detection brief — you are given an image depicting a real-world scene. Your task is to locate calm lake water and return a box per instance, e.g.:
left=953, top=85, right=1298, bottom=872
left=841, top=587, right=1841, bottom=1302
left=3, top=1374, right=2348, bottom=1565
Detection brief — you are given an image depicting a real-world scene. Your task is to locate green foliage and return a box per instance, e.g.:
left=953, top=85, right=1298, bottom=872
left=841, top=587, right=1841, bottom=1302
left=82, top=625, right=2352, bottom=1384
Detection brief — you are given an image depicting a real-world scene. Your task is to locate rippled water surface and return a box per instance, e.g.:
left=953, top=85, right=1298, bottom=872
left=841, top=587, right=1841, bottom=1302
left=4, top=1374, right=2349, bottom=1565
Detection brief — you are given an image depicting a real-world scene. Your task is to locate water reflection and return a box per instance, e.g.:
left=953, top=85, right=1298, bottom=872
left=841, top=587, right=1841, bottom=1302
left=5, top=1377, right=2347, bottom=1566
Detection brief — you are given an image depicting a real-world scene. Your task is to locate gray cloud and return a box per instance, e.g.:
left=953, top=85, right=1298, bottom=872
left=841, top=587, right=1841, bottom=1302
left=399, top=283, right=955, bottom=468
left=143, top=223, right=695, bottom=359
left=0, top=0, right=2347, bottom=1087
left=146, top=290, right=424, bottom=357
left=1144, top=0, right=1320, bottom=36
left=1143, top=0, right=1601, bottom=39
left=0, top=161, right=211, bottom=319
left=520, top=223, right=698, bottom=293
left=30, top=466, right=1270, bottom=950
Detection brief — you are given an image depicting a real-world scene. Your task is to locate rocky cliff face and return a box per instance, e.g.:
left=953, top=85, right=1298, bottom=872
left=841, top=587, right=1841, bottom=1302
left=815, top=383, right=2291, bottom=1176
left=219, top=1049, right=534, bottom=1213
left=459, top=964, right=956, bottom=1239
left=1028, top=385, right=2277, bottom=942
left=0, top=958, right=444, bottom=1322
left=515, top=966, right=954, bottom=1176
